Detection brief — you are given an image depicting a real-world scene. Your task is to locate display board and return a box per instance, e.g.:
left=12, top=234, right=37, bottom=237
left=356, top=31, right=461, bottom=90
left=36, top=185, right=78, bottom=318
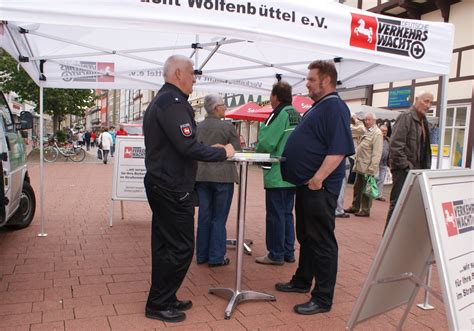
left=111, top=136, right=147, bottom=202
left=347, top=169, right=473, bottom=330
left=421, top=170, right=473, bottom=330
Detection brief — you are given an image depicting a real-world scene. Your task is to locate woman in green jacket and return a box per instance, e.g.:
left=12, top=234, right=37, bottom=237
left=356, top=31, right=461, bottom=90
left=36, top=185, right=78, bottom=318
left=255, top=81, right=301, bottom=265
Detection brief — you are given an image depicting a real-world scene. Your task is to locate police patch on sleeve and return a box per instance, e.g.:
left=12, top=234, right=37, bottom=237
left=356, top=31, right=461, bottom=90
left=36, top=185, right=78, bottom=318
left=180, top=123, right=192, bottom=137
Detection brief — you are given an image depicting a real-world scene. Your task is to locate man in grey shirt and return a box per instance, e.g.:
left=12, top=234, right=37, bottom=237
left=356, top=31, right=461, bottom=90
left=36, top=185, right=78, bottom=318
left=195, top=94, right=241, bottom=267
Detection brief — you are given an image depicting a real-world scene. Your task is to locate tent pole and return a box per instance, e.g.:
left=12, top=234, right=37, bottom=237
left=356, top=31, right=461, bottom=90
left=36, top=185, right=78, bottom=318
left=37, top=85, right=47, bottom=237
left=436, top=75, right=448, bottom=169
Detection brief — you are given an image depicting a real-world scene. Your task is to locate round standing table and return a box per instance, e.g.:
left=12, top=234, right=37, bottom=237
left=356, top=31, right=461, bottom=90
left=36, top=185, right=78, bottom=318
left=209, top=153, right=282, bottom=319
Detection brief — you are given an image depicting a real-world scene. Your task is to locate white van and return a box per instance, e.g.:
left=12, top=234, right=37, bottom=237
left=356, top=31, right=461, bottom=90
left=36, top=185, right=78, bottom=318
left=0, top=92, right=36, bottom=229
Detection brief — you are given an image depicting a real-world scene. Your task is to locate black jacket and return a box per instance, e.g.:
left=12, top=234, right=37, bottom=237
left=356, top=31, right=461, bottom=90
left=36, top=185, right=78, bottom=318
left=143, top=83, right=226, bottom=192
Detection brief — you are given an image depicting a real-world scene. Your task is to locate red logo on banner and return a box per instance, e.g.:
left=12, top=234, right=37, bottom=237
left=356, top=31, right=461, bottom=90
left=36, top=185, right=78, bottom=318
left=124, top=146, right=133, bottom=158
left=442, top=202, right=459, bottom=237
left=350, top=13, right=377, bottom=50
left=97, top=62, right=115, bottom=82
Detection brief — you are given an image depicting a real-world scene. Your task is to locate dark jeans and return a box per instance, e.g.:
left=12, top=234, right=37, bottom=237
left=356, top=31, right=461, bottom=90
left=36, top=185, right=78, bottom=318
left=291, top=186, right=338, bottom=308
left=110, top=144, right=115, bottom=157
left=265, top=188, right=295, bottom=262
left=144, top=174, right=195, bottom=310
left=196, top=182, right=234, bottom=264
left=384, top=169, right=408, bottom=232
left=102, top=150, right=109, bottom=164
left=85, top=140, right=90, bottom=151
left=350, top=173, right=372, bottom=214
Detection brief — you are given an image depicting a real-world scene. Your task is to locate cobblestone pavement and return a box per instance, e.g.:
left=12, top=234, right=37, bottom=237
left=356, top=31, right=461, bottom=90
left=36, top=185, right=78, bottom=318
left=0, top=152, right=448, bottom=330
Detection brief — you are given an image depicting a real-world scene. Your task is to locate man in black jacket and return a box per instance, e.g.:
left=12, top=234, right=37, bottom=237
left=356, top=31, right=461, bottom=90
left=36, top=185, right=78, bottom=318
left=143, top=55, right=235, bottom=323
left=385, top=91, right=432, bottom=232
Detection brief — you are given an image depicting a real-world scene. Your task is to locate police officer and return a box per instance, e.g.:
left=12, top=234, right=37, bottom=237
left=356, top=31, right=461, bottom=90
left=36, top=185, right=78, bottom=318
left=143, top=55, right=235, bottom=323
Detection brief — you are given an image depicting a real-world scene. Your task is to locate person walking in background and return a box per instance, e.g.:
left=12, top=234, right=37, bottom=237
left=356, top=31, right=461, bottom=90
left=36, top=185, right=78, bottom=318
left=84, top=130, right=91, bottom=151
left=335, top=157, right=351, bottom=218
left=109, top=126, right=117, bottom=157
left=348, top=114, right=366, bottom=184
left=344, top=112, right=383, bottom=217
left=278, top=60, right=354, bottom=315
left=143, top=55, right=234, bottom=323
left=375, top=125, right=390, bottom=201
left=116, top=125, right=128, bottom=136
left=195, top=94, right=240, bottom=267
left=385, top=91, right=433, bottom=232
left=255, top=81, right=301, bottom=266
left=91, top=131, right=97, bottom=148
left=98, top=128, right=112, bottom=164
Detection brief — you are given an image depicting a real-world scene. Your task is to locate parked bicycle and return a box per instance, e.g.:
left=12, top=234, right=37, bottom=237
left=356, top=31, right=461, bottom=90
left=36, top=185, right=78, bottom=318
left=43, top=138, right=86, bottom=162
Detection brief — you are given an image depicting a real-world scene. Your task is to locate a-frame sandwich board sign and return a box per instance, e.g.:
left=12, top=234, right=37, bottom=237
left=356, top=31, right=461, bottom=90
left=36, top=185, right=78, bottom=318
left=347, top=169, right=473, bottom=330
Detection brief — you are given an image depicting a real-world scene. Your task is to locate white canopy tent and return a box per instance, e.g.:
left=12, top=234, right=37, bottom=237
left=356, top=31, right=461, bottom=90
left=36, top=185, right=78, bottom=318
left=0, top=0, right=454, bottom=234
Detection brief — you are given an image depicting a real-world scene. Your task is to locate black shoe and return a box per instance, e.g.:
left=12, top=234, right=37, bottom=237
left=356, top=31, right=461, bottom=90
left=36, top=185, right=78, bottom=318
left=145, top=306, right=186, bottom=323
left=344, top=207, right=358, bottom=214
left=336, top=213, right=350, bottom=218
left=275, top=281, right=310, bottom=293
left=209, top=257, right=230, bottom=267
left=355, top=211, right=370, bottom=217
left=293, top=300, right=330, bottom=315
left=172, top=299, right=192, bottom=311
left=284, top=256, right=296, bottom=263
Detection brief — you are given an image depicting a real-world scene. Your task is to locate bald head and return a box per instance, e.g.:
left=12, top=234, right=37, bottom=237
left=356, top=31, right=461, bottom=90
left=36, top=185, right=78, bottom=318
left=163, top=55, right=196, bottom=95
left=413, top=91, right=433, bottom=118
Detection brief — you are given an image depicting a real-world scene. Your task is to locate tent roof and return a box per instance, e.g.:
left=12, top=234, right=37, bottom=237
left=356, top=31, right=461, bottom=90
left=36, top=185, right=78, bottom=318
left=0, top=1, right=454, bottom=94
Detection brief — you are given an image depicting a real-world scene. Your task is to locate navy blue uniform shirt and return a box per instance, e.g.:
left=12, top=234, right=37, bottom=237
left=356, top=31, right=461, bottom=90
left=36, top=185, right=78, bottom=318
left=143, top=83, right=226, bottom=192
left=281, top=92, right=355, bottom=195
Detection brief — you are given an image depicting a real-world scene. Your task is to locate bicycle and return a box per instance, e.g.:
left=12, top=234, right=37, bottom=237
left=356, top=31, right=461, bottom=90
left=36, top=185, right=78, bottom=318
left=43, top=138, right=86, bottom=162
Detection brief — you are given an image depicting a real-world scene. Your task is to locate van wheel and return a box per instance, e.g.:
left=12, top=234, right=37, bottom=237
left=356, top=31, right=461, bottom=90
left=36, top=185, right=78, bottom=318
left=7, top=181, right=36, bottom=229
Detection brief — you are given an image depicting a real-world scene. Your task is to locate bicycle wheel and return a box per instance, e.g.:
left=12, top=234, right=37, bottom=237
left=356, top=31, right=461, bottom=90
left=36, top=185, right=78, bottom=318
left=43, top=147, right=59, bottom=162
left=69, top=147, right=86, bottom=162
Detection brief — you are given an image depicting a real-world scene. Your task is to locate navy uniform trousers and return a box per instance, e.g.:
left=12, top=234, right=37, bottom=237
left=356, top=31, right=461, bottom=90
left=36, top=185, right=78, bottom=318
left=144, top=174, right=195, bottom=310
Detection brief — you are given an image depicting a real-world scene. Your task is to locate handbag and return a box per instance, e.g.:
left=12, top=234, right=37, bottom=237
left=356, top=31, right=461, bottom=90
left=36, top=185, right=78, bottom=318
left=363, top=174, right=379, bottom=199
left=97, top=149, right=103, bottom=160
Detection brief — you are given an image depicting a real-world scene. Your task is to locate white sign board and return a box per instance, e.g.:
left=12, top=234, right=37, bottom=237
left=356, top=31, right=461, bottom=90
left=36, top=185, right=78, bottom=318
left=347, top=169, right=473, bottom=330
left=111, top=136, right=147, bottom=201
left=421, top=171, right=474, bottom=330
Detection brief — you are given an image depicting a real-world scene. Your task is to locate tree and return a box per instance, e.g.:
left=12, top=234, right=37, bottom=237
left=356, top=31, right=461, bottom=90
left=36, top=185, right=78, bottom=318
left=0, top=49, right=96, bottom=132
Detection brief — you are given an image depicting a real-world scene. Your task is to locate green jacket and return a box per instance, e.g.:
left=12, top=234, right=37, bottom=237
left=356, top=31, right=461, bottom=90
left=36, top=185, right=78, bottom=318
left=256, top=104, right=301, bottom=188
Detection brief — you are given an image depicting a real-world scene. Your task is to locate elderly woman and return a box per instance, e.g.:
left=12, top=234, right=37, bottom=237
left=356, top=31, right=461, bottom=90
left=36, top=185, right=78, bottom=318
left=195, top=94, right=240, bottom=267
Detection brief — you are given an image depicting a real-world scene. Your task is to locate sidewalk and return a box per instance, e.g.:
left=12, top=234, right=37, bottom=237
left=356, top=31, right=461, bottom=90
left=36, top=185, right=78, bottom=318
left=0, top=160, right=448, bottom=330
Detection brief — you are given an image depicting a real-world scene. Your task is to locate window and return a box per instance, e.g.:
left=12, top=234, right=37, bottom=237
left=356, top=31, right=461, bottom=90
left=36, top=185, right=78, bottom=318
left=443, top=105, right=470, bottom=167
left=0, top=94, right=14, bottom=133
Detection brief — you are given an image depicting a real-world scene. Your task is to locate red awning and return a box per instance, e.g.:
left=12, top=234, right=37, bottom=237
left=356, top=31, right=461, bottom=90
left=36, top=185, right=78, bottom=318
left=225, top=102, right=269, bottom=122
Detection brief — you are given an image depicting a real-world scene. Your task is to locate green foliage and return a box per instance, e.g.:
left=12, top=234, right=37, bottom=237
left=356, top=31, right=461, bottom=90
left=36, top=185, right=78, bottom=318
left=0, top=49, right=96, bottom=120
left=55, top=130, right=68, bottom=143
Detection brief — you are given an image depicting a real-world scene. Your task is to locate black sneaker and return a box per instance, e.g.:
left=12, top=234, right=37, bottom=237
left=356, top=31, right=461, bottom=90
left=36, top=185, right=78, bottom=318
left=208, top=257, right=230, bottom=267
left=145, top=306, right=185, bottom=323
left=275, top=281, right=310, bottom=293
left=172, top=299, right=192, bottom=311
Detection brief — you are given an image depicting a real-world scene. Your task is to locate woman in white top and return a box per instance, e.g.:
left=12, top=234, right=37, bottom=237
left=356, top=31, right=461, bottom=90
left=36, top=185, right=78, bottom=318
left=98, top=128, right=113, bottom=164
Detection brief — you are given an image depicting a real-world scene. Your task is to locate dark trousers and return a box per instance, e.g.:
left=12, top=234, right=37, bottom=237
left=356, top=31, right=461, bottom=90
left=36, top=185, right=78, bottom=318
left=350, top=173, right=372, bottom=214
left=196, top=182, right=234, bottom=264
left=265, top=188, right=295, bottom=262
left=291, top=186, right=338, bottom=308
left=348, top=158, right=356, bottom=184
left=102, top=150, right=109, bottom=164
left=144, top=174, right=195, bottom=309
left=384, top=169, right=408, bottom=232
